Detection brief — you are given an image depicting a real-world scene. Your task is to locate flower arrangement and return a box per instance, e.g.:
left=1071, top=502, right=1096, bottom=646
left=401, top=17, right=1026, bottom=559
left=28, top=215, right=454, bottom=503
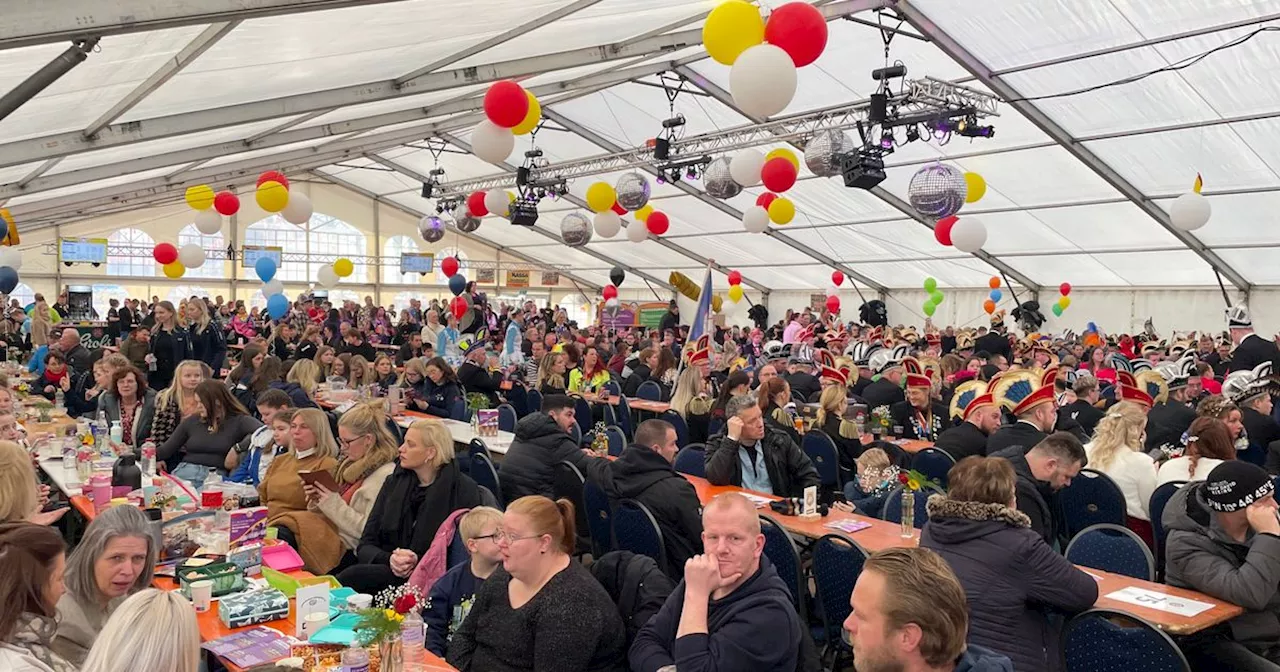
left=466, top=392, right=491, bottom=412
left=30, top=399, right=52, bottom=423
left=14, top=381, right=29, bottom=398
left=869, top=405, right=891, bottom=434
left=897, top=468, right=939, bottom=492
left=354, top=583, right=425, bottom=646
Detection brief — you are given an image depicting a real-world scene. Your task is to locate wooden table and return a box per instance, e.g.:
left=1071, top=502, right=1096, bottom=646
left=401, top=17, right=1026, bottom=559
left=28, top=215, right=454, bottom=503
left=581, top=394, right=670, bottom=414
left=859, top=435, right=934, bottom=454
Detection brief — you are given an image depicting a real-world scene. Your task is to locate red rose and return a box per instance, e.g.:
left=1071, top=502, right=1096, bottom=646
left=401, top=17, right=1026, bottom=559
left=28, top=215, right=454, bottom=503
left=394, top=593, right=417, bottom=614
left=897, top=472, right=909, bottom=485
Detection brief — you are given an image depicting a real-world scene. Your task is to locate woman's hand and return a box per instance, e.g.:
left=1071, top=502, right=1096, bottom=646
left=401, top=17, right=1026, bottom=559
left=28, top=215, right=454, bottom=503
left=60, top=376, right=72, bottom=392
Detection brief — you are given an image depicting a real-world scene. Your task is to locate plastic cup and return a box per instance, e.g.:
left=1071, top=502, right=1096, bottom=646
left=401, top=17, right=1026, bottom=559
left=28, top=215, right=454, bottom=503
left=303, top=611, right=330, bottom=640
left=347, top=594, right=373, bottom=611
left=190, top=580, right=213, bottom=612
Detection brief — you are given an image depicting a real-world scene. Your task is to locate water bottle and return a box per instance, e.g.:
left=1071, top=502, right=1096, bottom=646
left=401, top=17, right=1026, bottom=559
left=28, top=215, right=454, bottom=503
left=400, top=610, right=425, bottom=670
left=109, top=421, right=123, bottom=446
left=340, top=643, right=370, bottom=672
left=54, top=388, right=65, bottom=412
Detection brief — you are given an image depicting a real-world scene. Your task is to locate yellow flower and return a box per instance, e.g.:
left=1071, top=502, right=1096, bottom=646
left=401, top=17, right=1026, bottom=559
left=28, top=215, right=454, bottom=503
left=384, top=608, right=396, bottom=620
left=392, top=613, right=404, bottom=623
left=906, top=477, right=921, bottom=491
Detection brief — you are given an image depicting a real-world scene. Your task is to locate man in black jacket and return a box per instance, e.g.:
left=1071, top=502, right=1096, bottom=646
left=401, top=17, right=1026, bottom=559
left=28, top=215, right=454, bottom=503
left=396, top=332, right=425, bottom=365
left=935, top=383, right=1000, bottom=463
left=55, top=327, right=93, bottom=374
left=1227, top=304, right=1280, bottom=374
left=583, top=419, right=702, bottom=579
left=1059, top=376, right=1105, bottom=438
left=1145, top=357, right=1199, bottom=453
left=456, top=340, right=504, bottom=407
left=339, top=330, right=376, bottom=362
left=888, top=357, right=947, bottom=441
left=501, top=394, right=594, bottom=503
left=705, top=393, right=820, bottom=498
left=783, top=357, right=821, bottom=403
left=986, top=367, right=1058, bottom=456
left=862, top=346, right=908, bottom=410
left=992, top=432, right=1086, bottom=550
left=975, top=322, right=1012, bottom=363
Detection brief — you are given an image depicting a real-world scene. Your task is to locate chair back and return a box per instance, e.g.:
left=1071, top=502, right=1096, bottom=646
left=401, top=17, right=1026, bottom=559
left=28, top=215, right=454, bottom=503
left=505, top=385, right=529, bottom=418
left=707, top=415, right=725, bottom=438
left=1062, top=609, right=1190, bottom=672
left=760, top=515, right=805, bottom=612
left=468, top=438, right=491, bottom=466
left=552, top=461, right=590, bottom=554
left=470, top=452, right=503, bottom=509
left=583, top=480, right=614, bottom=558
left=1065, top=524, right=1155, bottom=581
left=910, top=448, right=956, bottom=490
left=661, top=410, right=690, bottom=448
left=496, top=403, right=517, bottom=432
left=615, top=395, right=633, bottom=439
left=613, top=499, right=665, bottom=567
left=1149, top=480, right=1186, bottom=579
left=636, top=381, right=663, bottom=401
left=602, top=380, right=621, bottom=396
left=605, top=425, right=626, bottom=457
left=674, top=444, right=706, bottom=478
left=526, top=389, right=543, bottom=416
left=882, top=484, right=941, bottom=528
left=802, top=431, right=841, bottom=491
left=602, top=403, right=618, bottom=428
left=448, top=398, right=469, bottom=422
left=569, top=421, right=582, bottom=447
left=574, top=396, right=594, bottom=437
left=1061, top=469, right=1128, bottom=539
left=811, top=534, right=867, bottom=662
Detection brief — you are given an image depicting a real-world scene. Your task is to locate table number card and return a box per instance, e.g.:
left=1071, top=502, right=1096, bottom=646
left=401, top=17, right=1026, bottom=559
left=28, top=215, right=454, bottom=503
left=1104, top=587, right=1214, bottom=617
left=295, top=583, right=331, bottom=638
left=800, top=485, right=819, bottom=519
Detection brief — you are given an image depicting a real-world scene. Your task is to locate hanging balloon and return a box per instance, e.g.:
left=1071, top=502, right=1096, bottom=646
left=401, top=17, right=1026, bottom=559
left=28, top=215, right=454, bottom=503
left=1170, top=192, right=1211, bottom=231
left=625, top=218, right=648, bottom=242
left=1059, top=296, right=1072, bottom=309
left=934, top=215, right=957, bottom=246
left=470, top=120, right=515, bottom=163
left=448, top=274, right=467, bottom=297
left=467, top=191, right=489, bottom=217
left=703, top=157, right=741, bottom=199
left=281, top=192, right=313, bottom=225
left=484, top=190, right=511, bottom=218
left=989, top=289, right=1002, bottom=302
left=178, top=243, right=206, bottom=269
left=964, top=172, right=987, bottom=203
left=761, top=157, right=798, bottom=192
left=333, top=258, right=354, bottom=278
left=634, top=204, right=655, bottom=222
left=254, top=256, right=277, bottom=283
left=163, top=261, right=185, bottom=279
left=455, top=213, right=482, bottom=233
left=729, top=150, right=766, bottom=187
left=728, top=284, right=744, bottom=303
left=511, top=91, right=542, bottom=136
left=908, top=164, right=967, bottom=219
left=256, top=181, right=289, bottom=212
left=442, top=256, right=460, bottom=278
left=560, top=212, right=593, bottom=247
left=193, top=208, right=222, bottom=235
left=756, top=192, right=779, bottom=209
left=586, top=182, right=617, bottom=213
left=728, top=270, right=742, bottom=286
left=419, top=215, right=446, bottom=243
left=593, top=211, right=622, bottom=238
left=0, top=266, right=17, bottom=294
left=263, top=278, right=284, bottom=297
left=930, top=290, right=944, bottom=305
left=257, top=171, right=289, bottom=189
left=603, top=298, right=620, bottom=318
left=742, top=205, right=770, bottom=233
left=213, top=191, right=240, bottom=216
left=266, top=294, right=289, bottom=320
left=712, top=295, right=723, bottom=314
left=483, top=80, right=529, bottom=128
left=764, top=148, right=800, bottom=171
left=609, top=266, right=625, bottom=287
left=949, top=217, right=987, bottom=253
left=922, top=301, right=936, bottom=317
left=153, top=243, right=179, bottom=265
left=988, top=276, right=1001, bottom=289
left=185, top=185, right=215, bottom=211
left=317, top=264, right=339, bottom=288
left=730, top=44, right=797, bottom=119
left=602, top=285, right=618, bottom=301
left=451, top=296, right=468, bottom=320
left=615, top=173, right=651, bottom=211
left=826, top=294, right=840, bottom=314
left=804, top=130, right=853, bottom=177
left=611, top=201, right=627, bottom=216
left=1051, top=303, right=1063, bottom=317
left=983, top=299, right=996, bottom=315
left=923, top=277, right=937, bottom=292
left=764, top=2, right=829, bottom=66
left=1059, top=283, right=1072, bottom=296
left=831, top=271, right=844, bottom=286
left=767, top=197, right=795, bottom=224
left=645, top=211, right=669, bottom=236
left=703, top=0, right=765, bottom=65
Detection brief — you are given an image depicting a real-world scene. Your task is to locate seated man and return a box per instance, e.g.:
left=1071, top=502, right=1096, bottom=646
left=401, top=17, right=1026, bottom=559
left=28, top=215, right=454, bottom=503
left=846, top=547, right=1014, bottom=672
left=1164, top=460, right=1280, bottom=669
left=986, top=367, right=1058, bottom=456
left=500, top=394, right=592, bottom=503
left=629, top=493, right=801, bottom=672
left=583, top=419, right=703, bottom=579
left=888, top=357, right=948, bottom=442
left=704, top=393, right=819, bottom=498
left=423, top=507, right=504, bottom=657
left=935, top=382, right=1000, bottom=463
left=1059, top=375, right=1105, bottom=438
left=991, top=432, right=1086, bottom=550
left=455, top=339, right=504, bottom=408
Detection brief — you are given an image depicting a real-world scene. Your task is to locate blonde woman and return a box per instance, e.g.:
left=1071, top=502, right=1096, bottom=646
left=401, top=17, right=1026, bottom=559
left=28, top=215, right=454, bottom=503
left=30, top=295, right=53, bottom=348
left=148, top=360, right=206, bottom=447
left=536, top=351, right=567, bottom=395
left=296, top=324, right=321, bottom=361
left=79, top=589, right=199, bottom=672
left=285, top=359, right=321, bottom=406
left=815, top=385, right=863, bottom=468
left=147, top=301, right=193, bottom=391
left=316, top=345, right=337, bottom=380
left=372, top=354, right=398, bottom=390
left=0, top=441, right=64, bottom=526
left=184, top=300, right=226, bottom=373
left=260, top=408, right=342, bottom=572
left=669, top=366, right=712, bottom=443
left=1084, top=401, right=1155, bottom=540
left=347, top=354, right=371, bottom=388
left=305, top=402, right=398, bottom=551
left=400, top=357, right=430, bottom=396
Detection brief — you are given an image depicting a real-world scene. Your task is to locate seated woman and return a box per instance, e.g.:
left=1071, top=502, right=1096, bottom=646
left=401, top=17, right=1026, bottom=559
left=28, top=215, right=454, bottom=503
left=1084, top=401, right=1156, bottom=545
left=710, top=370, right=750, bottom=423
left=0, top=441, right=64, bottom=526
left=669, top=366, right=712, bottom=444
left=347, top=355, right=372, bottom=389
left=149, top=360, right=207, bottom=447
left=843, top=448, right=897, bottom=518
left=815, top=384, right=864, bottom=470
left=226, top=343, right=265, bottom=388
left=273, top=358, right=320, bottom=409
left=372, top=355, right=399, bottom=392
left=0, top=521, right=76, bottom=672
left=79, top=589, right=200, bottom=672
left=37, top=351, right=69, bottom=401
left=536, top=352, right=567, bottom=396
left=446, top=496, right=626, bottom=672
left=260, top=408, right=342, bottom=572
left=645, top=347, right=678, bottom=400
left=330, top=353, right=349, bottom=382
left=97, top=367, right=155, bottom=450
left=568, top=347, right=611, bottom=394
left=316, top=346, right=337, bottom=380
left=156, top=380, right=263, bottom=489
left=920, top=456, right=1097, bottom=672
left=757, top=376, right=801, bottom=445
left=52, top=507, right=156, bottom=665
left=1157, top=416, right=1236, bottom=486
left=337, top=419, right=485, bottom=595
left=407, top=357, right=461, bottom=418
left=304, top=402, right=398, bottom=558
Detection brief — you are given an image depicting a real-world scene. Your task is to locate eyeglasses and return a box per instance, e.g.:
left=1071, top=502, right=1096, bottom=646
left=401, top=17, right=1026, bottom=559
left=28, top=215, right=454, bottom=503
left=470, top=532, right=501, bottom=543
left=338, top=433, right=369, bottom=447
left=492, top=530, right=542, bottom=545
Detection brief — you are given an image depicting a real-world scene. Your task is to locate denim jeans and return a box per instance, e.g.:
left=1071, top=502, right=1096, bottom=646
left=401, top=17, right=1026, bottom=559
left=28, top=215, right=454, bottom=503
left=170, top=463, right=226, bottom=491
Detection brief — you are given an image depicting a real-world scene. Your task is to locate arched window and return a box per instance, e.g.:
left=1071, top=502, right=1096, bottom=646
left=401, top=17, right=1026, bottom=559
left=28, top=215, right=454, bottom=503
left=309, top=215, right=367, bottom=283
left=177, top=225, right=225, bottom=280
left=384, top=235, right=420, bottom=284
left=245, top=216, right=307, bottom=283
left=4, top=282, right=34, bottom=309
left=107, top=228, right=155, bottom=277
left=91, top=284, right=129, bottom=320
left=435, top=246, right=467, bottom=283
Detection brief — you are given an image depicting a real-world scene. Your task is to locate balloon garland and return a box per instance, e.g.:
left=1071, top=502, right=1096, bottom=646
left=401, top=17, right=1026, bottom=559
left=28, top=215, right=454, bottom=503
left=704, top=1, right=827, bottom=118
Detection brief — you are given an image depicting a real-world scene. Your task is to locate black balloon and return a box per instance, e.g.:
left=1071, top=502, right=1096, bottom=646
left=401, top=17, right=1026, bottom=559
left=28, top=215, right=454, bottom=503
left=0, top=266, right=18, bottom=294
left=609, top=266, right=625, bottom=287
left=448, top=274, right=466, bottom=297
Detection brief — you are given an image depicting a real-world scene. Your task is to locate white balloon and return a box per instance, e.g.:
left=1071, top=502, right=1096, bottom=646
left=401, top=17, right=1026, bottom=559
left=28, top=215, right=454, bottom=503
left=593, top=211, right=621, bottom=238
left=742, top=206, right=770, bottom=233
left=317, top=264, right=339, bottom=289
left=950, top=217, right=988, bottom=253
left=262, top=278, right=284, bottom=297
left=730, top=44, right=798, bottom=119
left=729, top=150, right=765, bottom=187
left=281, top=192, right=313, bottom=225
left=0, top=247, right=22, bottom=270
left=484, top=190, right=511, bottom=218
left=1170, top=192, right=1211, bottom=231
left=471, top=120, right=515, bottom=164
left=193, top=208, right=222, bottom=235
left=626, top=218, right=649, bottom=243
left=178, top=243, right=206, bottom=269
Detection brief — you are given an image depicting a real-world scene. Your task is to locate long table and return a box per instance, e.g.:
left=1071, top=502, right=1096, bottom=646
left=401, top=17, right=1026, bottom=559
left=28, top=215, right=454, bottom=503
left=397, top=410, right=515, bottom=455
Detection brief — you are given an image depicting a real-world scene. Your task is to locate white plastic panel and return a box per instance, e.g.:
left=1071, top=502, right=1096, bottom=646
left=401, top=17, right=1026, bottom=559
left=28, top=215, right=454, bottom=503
left=700, top=232, right=815, bottom=266
left=47, top=118, right=304, bottom=176
left=587, top=239, right=697, bottom=269
left=1091, top=250, right=1224, bottom=286
left=995, top=254, right=1129, bottom=287
left=1157, top=193, right=1280, bottom=246
left=880, top=146, right=1123, bottom=208
left=1212, top=248, right=1280, bottom=285
left=1145, top=21, right=1280, bottom=119
left=319, top=162, right=419, bottom=197
left=642, top=195, right=743, bottom=234
left=7, top=166, right=182, bottom=207
left=853, top=258, right=998, bottom=289
left=782, top=225, right=910, bottom=262
left=549, top=82, right=751, bottom=145
left=1085, top=124, right=1280, bottom=195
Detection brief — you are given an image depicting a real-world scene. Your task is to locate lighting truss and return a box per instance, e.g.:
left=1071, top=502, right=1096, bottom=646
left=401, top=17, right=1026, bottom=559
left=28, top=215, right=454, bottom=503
left=430, top=76, right=999, bottom=197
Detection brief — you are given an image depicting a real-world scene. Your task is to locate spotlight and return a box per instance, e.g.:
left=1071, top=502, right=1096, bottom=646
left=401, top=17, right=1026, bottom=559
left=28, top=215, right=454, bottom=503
left=435, top=204, right=444, bottom=214
left=686, top=167, right=697, bottom=180
left=656, top=174, right=666, bottom=184
left=879, top=132, right=894, bottom=150
left=905, top=124, right=920, bottom=143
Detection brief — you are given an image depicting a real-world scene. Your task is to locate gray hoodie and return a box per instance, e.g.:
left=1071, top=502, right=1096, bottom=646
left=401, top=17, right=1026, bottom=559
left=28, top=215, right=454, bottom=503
left=1163, top=481, right=1280, bottom=651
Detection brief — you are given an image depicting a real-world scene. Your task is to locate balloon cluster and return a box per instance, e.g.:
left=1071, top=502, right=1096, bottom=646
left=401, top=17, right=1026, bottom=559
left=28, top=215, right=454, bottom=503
left=1051, top=283, right=1072, bottom=318
left=472, top=80, right=542, bottom=164
left=983, top=276, right=1002, bottom=315
left=176, top=171, right=313, bottom=279
left=921, top=277, right=944, bottom=317
left=0, top=209, right=22, bottom=294
left=249, top=257, right=290, bottom=320
left=1170, top=174, right=1210, bottom=232
left=582, top=179, right=669, bottom=242
left=704, top=1, right=828, bottom=118
left=727, top=269, right=744, bottom=303
left=734, top=148, right=800, bottom=232
left=928, top=170, right=987, bottom=253
left=602, top=267, right=626, bottom=317
left=314, top=257, right=353, bottom=289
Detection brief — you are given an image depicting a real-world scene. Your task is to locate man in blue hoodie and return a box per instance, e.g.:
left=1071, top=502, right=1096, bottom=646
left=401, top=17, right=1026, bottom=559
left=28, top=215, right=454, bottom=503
left=629, top=492, right=801, bottom=672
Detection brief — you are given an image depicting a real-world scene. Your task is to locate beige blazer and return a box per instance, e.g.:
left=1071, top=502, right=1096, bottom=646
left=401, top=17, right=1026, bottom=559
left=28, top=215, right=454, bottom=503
left=314, top=460, right=396, bottom=550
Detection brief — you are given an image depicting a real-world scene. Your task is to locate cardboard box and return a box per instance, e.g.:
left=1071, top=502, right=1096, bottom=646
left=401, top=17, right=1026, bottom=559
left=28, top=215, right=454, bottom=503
left=230, top=506, right=268, bottom=547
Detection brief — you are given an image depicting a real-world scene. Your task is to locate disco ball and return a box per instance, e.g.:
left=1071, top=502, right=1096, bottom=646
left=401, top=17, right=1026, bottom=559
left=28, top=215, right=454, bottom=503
left=908, top=163, right=967, bottom=219
left=703, top=157, right=742, bottom=199
left=615, top=173, right=651, bottom=210
left=418, top=215, right=446, bottom=243
left=456, top=213, right=482, bottom=233
left=804, top=130, right=854, bottom=177
left=560, top=212, right=593, bottom=248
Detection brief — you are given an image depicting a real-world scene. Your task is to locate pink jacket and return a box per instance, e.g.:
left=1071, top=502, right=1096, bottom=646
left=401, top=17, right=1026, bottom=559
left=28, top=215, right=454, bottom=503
left=408, top=507, right=470, bottom=595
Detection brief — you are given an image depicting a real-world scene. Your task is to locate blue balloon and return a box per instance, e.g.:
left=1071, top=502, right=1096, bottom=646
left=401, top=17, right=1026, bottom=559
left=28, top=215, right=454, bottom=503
left=255, top=256, right=277, bottom=283
left=448, top=274, right=466, bottom=297
left=0, top=267, right=18, bottom=294
left=1087, top=321, right=1098, bottom=332
left=989, top=289, right=1002, bottom=302
left=266, top=293, right=289, bottom=320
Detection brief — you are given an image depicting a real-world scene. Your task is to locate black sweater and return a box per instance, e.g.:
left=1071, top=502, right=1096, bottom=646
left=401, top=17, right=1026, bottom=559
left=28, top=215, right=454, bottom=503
left=501, top=414, right=590, bottom=503
left=356, top=461, right=484, bottom=565
left=156, top=413, right=262, bottom=469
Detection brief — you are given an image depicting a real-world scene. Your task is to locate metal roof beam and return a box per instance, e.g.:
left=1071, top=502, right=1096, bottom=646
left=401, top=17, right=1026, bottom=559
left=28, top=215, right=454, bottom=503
left=894, top=0, right=1250, bottom=294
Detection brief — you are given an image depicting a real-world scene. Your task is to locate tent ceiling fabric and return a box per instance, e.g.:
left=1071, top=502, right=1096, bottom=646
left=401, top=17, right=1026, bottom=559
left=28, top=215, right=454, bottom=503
left=0, top=0, right=1274, bottom=293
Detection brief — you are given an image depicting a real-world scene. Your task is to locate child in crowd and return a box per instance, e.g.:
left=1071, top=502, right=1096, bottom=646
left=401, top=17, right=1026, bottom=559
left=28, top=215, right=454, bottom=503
left=423, top=506, right=504, bottom=657
left=39, top=351, right=69, bottom=399
left=226, top=391, right=293, bottom=486
left=347, top=355, right=371, bottom=388
left=843, top=448, right=899, bottom=519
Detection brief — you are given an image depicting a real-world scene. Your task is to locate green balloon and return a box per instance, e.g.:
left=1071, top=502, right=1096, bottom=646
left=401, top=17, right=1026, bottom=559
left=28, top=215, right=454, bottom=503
left=1051, top=304, right=1063, bottom=317
left=923, top=302, right=936, bottom=317
left=930, top=290, right=944, bottom=305
left=923, top=277, right=937, bottom=293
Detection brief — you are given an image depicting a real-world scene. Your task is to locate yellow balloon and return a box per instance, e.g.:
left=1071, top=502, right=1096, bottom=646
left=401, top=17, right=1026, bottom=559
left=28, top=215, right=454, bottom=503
left=256, top=180, right=289, bottom=213
left=185, top=185, right=215, bottom=211
left=512, top=91, right=542, bottom=136
left=333, top=258, right=354, bottom=278
left=765, top=148, right=800, bottom=171
left=728, top=284, right=744, bottom=303
left=163, top=261, right=185, bottom=279
left=964, top=172, right=987, bottom=203
left=1058, top=296, right=1071, bottom=309
left=768, top=197, right=795, bottom=225
left=711, top=296, right=723, bottom=313
left=703, top=0, right=765, bottom=66
left=635, top=204, right=654, bottom=222
left=586, top=182, right=616, bottom=213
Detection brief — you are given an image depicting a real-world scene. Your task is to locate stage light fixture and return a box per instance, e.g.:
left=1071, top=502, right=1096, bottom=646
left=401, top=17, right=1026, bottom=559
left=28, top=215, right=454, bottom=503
left=839, top=150, right=886, bottom=190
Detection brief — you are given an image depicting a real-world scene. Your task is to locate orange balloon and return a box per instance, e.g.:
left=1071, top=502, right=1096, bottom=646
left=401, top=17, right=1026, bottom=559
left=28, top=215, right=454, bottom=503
left=988, top=276, right=1000, bottom=289
left=983, top=299, right=996, bottom=314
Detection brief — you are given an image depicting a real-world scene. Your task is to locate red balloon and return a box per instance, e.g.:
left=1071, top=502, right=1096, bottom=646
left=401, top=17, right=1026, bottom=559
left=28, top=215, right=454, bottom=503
left=213, top=190, right=240, bottom=216
left=153, top=243, right=178, bottom=265
left=831, top=270, right=844, bottom=287
left=1059, top=282, right=1072, bottom=296
left=764, top=2, right=829, bottom=67
left=727, top=270, right=742, bottom=286
left=826, top=295, right=841, bottom=314
left=256, top=171, right=289, bottom=189
left=603, top=284, right=618, bottom=300
left=467, top=191, right=489, bottom=217
left=483, top=80, right=529, bottom=129
left=935, top=215, right=957, bottom=246
left=441, top=256, right=460, bottom=278
left=983, top=299, right=996, bottom=314
left=988, top=276, right=1001, bottom=289
left=760, top=158, right=797, bottom=193
left=756, top=192, right=778, bottom=209
left=646, top=211, right=670, bottom=236
left=451, top=296, right=467, bottom=320
left=611, top=201, right=627, bottom=216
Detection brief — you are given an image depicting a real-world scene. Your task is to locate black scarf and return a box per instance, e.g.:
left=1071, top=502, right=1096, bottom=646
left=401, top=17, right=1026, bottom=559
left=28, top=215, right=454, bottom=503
left=384, top=460, right=470, bottom=556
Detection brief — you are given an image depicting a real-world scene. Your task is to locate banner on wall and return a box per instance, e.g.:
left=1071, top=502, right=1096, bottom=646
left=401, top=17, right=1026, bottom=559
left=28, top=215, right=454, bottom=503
left=809, top=294, right=827, bottom=311
left=475, top=268, right=495, bottom=284
left=506, top=270, right=530, bottom=287
left=242, top=245, right=283, bottom=269
left=597, top=301, right=668, bottom=329
left=541, top=272, right=559, bottom=286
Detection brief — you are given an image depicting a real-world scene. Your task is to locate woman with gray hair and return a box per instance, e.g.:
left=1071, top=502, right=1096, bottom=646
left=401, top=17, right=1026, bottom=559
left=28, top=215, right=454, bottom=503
left=79, top=589, right=200, bottom=672
left=52, top=506, right=156, bottom=665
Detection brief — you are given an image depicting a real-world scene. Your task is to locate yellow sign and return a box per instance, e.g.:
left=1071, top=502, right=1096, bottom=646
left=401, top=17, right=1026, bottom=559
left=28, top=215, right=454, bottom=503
left=506, top=270, right=530, bottom=288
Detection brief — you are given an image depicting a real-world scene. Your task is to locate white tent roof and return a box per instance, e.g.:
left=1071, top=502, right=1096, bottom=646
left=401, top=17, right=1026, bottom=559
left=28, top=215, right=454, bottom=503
left=1, top=0, right=1277, bottom=293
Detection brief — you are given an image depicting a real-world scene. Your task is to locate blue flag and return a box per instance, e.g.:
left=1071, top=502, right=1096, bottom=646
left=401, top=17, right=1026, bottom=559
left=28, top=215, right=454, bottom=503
left=689, top=266, right=713, bottom=343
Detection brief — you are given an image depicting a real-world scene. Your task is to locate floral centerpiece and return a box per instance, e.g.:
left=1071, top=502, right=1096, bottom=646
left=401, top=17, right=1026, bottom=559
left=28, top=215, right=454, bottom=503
left=14, top=380, right=29, bottom=399
left=869, top=405, right=891, bottom=436
left=30, top=398, right=52, bottom=423
left=466, top=392, right=490, bottom=413
left=353, top=583, right=425, bottom=672
left=894, top=468, right=937, bottom=537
